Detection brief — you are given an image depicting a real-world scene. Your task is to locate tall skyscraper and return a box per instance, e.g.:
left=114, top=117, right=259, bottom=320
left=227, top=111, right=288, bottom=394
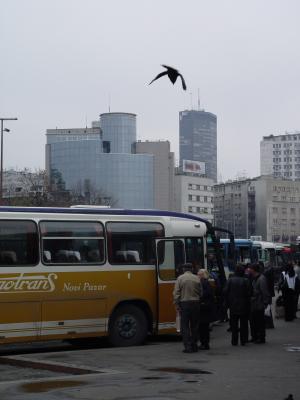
left=179, top=110, right=217, bottom=182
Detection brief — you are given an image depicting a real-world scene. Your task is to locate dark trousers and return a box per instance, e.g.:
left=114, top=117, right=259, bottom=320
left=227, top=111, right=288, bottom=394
left=250, top=310, right=266, bottom=342
left=230, top=313, right=248, bottom=345
left=180, top=301, right=200, bottom=351
left=199, top=322, right=210, bottom=346
left=283, top=289, right=297, bottom=321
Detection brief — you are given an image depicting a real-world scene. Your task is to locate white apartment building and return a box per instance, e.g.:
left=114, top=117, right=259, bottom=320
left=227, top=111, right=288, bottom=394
left=174, top=173, right=214, bottom=223
left=260, top=131, right=300, bottom=180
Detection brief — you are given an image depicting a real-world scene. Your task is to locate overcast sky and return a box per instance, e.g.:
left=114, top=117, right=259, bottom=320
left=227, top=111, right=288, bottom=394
left=1, top=0, right=300, bottom=181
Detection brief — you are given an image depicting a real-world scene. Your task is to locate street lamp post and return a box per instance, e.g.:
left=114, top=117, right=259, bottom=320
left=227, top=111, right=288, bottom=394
left=0, top=118, right=18, bottom=205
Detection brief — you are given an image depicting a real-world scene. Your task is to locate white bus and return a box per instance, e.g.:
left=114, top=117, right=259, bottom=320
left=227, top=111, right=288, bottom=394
left=0, top=206, right=225, bottom=347
left=252, top=240, right=276, bottom=266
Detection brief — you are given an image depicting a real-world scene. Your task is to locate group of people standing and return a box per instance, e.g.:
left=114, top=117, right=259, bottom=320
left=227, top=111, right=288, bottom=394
left=173, top=260, right=300, bottom=353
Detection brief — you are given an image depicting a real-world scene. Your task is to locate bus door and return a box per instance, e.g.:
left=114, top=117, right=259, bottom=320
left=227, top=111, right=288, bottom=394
left=206, top=230, right=227, bottom=287
left=155, top=238, right=185, bottom=333
left=210, top=227, right=234, bottom=279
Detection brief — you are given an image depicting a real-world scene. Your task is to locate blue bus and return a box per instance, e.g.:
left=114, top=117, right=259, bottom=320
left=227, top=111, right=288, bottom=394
left=220, top=238, right=254, bottom=273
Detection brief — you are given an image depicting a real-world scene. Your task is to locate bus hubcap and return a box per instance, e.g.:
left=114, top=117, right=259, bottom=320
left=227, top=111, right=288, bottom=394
left=117, top=314, right=137, bottom=338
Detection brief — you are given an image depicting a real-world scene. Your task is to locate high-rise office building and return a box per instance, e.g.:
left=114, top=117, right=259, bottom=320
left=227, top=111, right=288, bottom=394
left=179, top=110, right=217, bottom=182
left=46, top=113, right=154, bottom=209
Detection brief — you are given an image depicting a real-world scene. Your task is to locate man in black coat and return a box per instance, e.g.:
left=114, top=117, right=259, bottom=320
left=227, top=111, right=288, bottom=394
left=224, top=264, right=252, bottom=346
left=249, top=263, right=271, bottom=343
left=197, top=269, right=214, bottom=350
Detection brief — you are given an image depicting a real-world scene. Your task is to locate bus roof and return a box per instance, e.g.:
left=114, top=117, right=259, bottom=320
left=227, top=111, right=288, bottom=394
left=0, top=206, right=211, bottom=226
left=220, top=238, right=252, bottom=244
left=252, top=240, right=276, bottom=249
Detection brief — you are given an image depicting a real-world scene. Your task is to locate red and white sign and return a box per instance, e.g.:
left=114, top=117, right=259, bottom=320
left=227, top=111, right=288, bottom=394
left=182, top=160, right=205, bottom=175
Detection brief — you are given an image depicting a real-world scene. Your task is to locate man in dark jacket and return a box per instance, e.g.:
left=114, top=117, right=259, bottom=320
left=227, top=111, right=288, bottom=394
left=249, top=263, right=271, bottom=344
left=224, top=264, right=252, bottom=346
left=197, top=269, right=214, bottom=350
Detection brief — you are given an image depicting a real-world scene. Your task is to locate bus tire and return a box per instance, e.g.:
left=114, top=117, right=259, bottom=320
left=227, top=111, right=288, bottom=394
left=108, top=304, right=148, bottom=347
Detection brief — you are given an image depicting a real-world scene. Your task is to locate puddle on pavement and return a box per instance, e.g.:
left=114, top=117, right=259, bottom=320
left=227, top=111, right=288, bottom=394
left=115, top=397, right=176, bottom=400
left=286, top=347, right=300, bottom=352
left=21, top=379, right=86, bottom=393
left=0, top=357, right=99, bottom=375
left=141, top=376, right=167, bottom=380
left=150, top=367, right=212, bottom=374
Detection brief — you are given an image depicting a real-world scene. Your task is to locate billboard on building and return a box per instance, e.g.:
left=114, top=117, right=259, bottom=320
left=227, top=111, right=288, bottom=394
left=182, top=160, right=205, bottom=175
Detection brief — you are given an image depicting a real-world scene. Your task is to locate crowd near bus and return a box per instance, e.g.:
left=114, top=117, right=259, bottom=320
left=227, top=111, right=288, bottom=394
left=0, top=205, right=298, bottom=351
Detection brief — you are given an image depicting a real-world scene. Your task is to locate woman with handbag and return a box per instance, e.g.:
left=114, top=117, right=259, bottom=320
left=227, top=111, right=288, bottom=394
left=279, top=263, right=300, bottom=321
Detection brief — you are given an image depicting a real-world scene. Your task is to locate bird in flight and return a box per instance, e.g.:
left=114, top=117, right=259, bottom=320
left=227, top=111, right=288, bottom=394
left=149, top=65, right=187, bottom=90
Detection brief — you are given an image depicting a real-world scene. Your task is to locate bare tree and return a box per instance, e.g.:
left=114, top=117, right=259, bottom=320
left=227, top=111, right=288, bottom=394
left=3, top=169, right=117, bottom=207
left=69, top=179, right=117, bottom=207
left=3, top=168, right=52, bottom=206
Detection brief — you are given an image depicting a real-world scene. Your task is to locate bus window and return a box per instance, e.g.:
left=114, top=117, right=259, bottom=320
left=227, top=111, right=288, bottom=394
left=157, top=239, right=185, bottom=280
left=185, top=237, right=204, bottom=272
left=107, top=222, right=164, bottom=265
left=40, top=220, right=104, bottom=264
left=0, top=220, right=39, bottom=266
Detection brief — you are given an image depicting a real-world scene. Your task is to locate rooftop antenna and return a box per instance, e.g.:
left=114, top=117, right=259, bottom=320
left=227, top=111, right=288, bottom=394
left=108, top=94, right=111, bottom=113
left=85, top=114, right=88, bottom=128
left=197, top=88, right=200, bottom=111
left=189, top=92, right=193, bottom=110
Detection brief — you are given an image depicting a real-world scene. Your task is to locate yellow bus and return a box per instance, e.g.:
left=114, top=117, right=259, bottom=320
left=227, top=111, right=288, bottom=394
left=0, top=206, right=225, bottom=347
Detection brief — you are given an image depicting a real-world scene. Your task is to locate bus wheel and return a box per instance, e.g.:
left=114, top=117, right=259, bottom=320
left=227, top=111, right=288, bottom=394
left=109, top=304, right=148, bottom=347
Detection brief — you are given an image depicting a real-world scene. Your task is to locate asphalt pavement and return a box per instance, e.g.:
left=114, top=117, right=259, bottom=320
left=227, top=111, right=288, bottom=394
left=0, top=310, right=299, bottom=400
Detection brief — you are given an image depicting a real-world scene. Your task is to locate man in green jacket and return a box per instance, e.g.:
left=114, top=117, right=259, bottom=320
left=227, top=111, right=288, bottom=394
left=173, top=263, right=202, bottom=353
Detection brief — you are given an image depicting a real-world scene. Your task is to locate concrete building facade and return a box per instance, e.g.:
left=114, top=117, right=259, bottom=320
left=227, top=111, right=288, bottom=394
left=174, top=172, right=214, bottom=224
left=213, top=178, right=255, bottom=238
left=260, top=131, right=300, bottom=180
left=135, top=140, right=175, bottom=211
left=179, top=109, right=217, bottom=182
left=213, top=175, right=300, bottom=242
